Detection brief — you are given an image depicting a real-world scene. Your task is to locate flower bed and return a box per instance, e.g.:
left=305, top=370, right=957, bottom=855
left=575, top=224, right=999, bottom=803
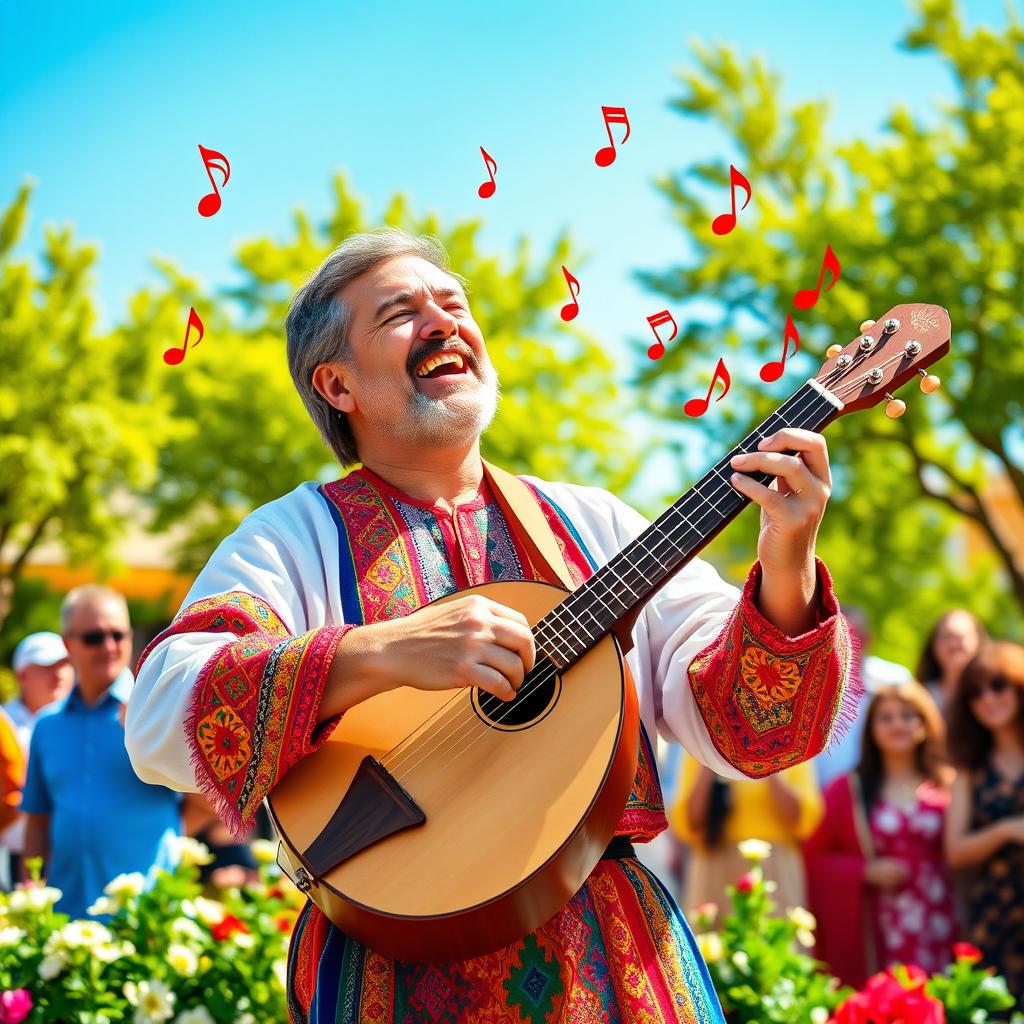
left=0, top=838, right=298, bottom=1024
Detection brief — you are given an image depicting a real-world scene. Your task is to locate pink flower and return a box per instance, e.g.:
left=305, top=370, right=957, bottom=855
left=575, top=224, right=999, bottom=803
left=0, top=989, right=32, bottom=1024
left=736, top=872, right=756, bottom=893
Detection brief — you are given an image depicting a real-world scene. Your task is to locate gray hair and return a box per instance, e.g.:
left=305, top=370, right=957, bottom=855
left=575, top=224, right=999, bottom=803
left=285, top=228, right=466, bottom=467
left=61, top=584, right=130, bottom=632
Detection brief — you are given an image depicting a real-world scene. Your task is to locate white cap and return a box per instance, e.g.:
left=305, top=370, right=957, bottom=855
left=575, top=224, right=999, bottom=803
left=12, top=632, right=69, bottom=672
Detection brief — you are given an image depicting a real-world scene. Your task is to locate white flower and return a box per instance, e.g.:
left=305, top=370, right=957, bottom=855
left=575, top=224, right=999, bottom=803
left=39, top=950, right=69, bottom=980
left=234, top=1015, right=255, bottom=1024
left=251, top=838, right=278, bottom=864
left=168, top=836, right=215, bottom=867
left=185, top=896, right=225, bottom=926
left=788, top=906, right=817, bottom=931
left=737, top=839, right=772, bottom=862
left=60, top=919, right=113, bottom=949
left=105, top=872, right=145, bottom=903
left=169, top=916, right=203, bottom=942
left=233, top=931, right=256, bottom=949
left=811, top=1008, right=830, bottom=1024
left=732, top=950, right=750, bottom=970
left=0, top=926, right=25, bottom=946
left=125, top=979, right=176, bottom=1023
left=88, top=895, right=120, bottom=916
left=168, top=943, right=199, bottom=976
left=174, top=1009, right=214, bottom=1024
left=8, top=885, right=62, bottom=913
left=95, top=942, right=125, bottom=963
left=272, top=958, right=287, bottom=991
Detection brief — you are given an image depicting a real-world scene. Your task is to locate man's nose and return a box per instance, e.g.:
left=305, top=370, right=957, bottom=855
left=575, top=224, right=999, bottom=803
left=419, top=302, right=458, bottom=339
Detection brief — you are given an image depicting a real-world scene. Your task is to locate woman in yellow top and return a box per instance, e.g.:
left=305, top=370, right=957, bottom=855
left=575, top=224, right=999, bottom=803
left=669, top=753, right=823, bottom=915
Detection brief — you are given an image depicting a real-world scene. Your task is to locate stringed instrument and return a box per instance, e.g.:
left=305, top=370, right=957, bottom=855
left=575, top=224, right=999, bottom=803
left=268, top=303, right=950, bottom=963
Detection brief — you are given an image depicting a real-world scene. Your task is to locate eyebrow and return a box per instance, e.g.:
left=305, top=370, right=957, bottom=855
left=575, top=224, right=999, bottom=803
left=371, top=286, right=465, bottom=325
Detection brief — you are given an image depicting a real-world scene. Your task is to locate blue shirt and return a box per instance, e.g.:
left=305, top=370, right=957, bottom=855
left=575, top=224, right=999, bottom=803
left=21, top=672, right=181, bottom=919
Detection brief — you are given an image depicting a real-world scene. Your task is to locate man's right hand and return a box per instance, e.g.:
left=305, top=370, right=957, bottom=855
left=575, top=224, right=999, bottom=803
left=320, top=595, right=537, bottom=721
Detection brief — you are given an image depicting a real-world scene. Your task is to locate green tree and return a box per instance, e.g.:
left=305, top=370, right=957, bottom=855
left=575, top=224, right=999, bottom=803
left=638, top=0, right=1024, bottom=664
left=0, top=182, right=175, bottom=632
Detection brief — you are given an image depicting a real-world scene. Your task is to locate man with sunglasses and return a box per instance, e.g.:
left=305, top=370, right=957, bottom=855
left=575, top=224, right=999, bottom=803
left=21, top=585, right=181, bottom=918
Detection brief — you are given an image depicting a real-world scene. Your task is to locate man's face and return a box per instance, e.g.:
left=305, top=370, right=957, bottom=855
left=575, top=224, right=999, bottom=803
left=62, top=598, right=132, bottom=689
left=331, top=255, right=499, bottom=451
left=17, top=659, right=73, bottom=708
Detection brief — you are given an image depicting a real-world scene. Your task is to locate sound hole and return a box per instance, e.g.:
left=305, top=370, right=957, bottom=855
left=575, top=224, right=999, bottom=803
left=473, top=659, right=560, bottom=730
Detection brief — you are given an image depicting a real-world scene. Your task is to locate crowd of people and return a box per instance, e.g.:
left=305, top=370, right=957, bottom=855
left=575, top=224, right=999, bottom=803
left=1, top=582, right=1021, bottom=1007
left=665, top=607, right=1024, bottom=1004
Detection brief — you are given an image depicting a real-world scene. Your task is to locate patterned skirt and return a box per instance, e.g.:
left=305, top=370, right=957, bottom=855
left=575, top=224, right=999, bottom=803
left=288, top=857, right=725, bottom=1024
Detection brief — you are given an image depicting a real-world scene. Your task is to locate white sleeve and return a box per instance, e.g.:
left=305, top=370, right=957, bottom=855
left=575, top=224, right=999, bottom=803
left=521, top=477, right=748, bottom=778
left=125, top=483, right=337, bottom=793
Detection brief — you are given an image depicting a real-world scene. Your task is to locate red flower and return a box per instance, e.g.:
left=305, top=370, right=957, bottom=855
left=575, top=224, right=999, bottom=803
left=267, top=886, right=285, bottom=900
left=831, top=966, right=944, bottom=1024
left=952, top=942, right=983, bottom=965
left=736, top=872, right=756, bottom=893
left=210, top=913, right=250, bottom=941
left=276, top=913, right=294, bottom=933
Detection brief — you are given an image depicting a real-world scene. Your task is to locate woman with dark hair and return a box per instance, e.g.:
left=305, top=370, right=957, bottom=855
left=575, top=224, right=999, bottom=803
left=804, top=681, right=954, bottom=987
left=917, top=609, right=989, bottom=713
left=945, top=642, right=1024, bottom=1003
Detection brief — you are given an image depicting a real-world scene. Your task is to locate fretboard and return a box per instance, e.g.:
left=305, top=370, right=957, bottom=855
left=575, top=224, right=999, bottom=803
left=533, top=379, right=843, bottom=669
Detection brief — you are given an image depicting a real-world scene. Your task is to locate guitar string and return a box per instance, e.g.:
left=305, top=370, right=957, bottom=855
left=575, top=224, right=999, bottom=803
left=380, top=354, right=892, bottom=782
left=381, top=350, right=905, bottom=782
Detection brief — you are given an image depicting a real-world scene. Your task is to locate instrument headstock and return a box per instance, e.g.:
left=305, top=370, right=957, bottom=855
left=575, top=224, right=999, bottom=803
left=816, top=303, right=950, bottom=416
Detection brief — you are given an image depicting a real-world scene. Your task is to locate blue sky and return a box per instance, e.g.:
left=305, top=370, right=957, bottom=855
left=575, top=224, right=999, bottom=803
left=0, top=0, right=1007, bottom=488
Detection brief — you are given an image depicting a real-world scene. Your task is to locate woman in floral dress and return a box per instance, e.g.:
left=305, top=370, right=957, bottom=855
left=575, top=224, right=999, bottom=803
left=804, top=681, right=955, bottom=987
left=945, top=642, right=1024, bottom=1006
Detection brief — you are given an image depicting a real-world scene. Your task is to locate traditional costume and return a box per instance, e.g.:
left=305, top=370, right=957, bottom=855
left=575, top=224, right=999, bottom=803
left=128, top=466, right=851, bottom=1023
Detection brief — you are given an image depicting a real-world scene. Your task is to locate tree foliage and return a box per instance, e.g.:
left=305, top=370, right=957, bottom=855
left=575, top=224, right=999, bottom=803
left=638, top=0, right=1024, bottom=663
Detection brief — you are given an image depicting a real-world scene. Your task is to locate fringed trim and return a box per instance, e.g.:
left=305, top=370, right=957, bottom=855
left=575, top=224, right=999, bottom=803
left=139, top=590, right=352, bottom=839
left=689, top=558, right=852, bottom=778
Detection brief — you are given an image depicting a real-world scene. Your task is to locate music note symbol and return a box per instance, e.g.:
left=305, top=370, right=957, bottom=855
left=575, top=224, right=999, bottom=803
left=594, top=106, right=631, bottom=167
left=559, top=266, right=581, bottom=322
left=793, top=243, right=841, bottom=310
left=477, top=146, right=498, bottom=199
left=711, top=165, right=752, bottom=236
left=760, top=314, right=800, bottom=383
left=163, top=307, right=205, bottom=366
left=684, top=357, right=731, bottom=418
left=646, top=310, right=678, bottom=360
left=197, top=144, right=231, bottom=218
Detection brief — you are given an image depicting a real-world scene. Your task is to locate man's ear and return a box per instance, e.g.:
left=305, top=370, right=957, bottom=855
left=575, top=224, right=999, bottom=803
left=312, top=362, right=356, bottom=414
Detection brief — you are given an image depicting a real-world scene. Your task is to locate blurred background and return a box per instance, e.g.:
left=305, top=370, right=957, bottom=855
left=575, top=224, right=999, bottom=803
left=1, top=0, right=1021, bottom=681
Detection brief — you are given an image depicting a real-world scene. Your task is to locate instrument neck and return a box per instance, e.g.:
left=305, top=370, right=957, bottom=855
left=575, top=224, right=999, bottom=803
left=532, top=380, right=842, bottom=669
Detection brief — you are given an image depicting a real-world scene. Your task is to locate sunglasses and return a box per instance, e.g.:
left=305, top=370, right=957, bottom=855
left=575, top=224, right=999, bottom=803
left=967, top=676, right=1010, bottom=701
left=71, top=629, right=129, bottom=647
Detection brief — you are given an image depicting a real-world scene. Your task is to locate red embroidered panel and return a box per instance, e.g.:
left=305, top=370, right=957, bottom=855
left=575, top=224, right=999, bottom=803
left=136, top=591, right=351, bottom=837
left=688, top=559, right=853, bottom=778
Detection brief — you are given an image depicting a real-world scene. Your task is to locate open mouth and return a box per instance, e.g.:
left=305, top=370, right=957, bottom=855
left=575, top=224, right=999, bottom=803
left=413, top=350, right=470, bottom=380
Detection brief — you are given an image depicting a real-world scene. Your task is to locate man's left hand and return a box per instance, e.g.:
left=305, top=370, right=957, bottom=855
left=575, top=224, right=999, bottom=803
left=728, top=427, right=831, bottom=634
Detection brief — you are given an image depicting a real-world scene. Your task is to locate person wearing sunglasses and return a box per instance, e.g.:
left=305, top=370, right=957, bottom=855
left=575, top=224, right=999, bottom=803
left=20, top=585, right=182, bottom=918
left=945, top=642, right=1024, bottom=1006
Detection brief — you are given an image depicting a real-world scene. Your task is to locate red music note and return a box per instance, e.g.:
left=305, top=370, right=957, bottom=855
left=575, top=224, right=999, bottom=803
left=684, top=358, right=731, bottom=418
left=197, top=144, right=231, bottom=217
left=477, top=146, right=498, bottom=199
left=760, top=314, right=800, bottom=383
left=594, top=106, right=631, bottom=167
left=163, top=307, right=205, bottom=366
left=793, top=243, right=841, bottom=310
left=711, top=165, right=752, bottom=236
left=559, top=266, right=581, bottom=322
left=646, top=310, right=678, bottom=360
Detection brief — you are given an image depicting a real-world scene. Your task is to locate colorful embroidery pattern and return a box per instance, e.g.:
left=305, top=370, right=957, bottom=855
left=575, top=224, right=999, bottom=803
left=688, top=559, right=852, bottom=778
left=135, top=591, right=350, bottom=837
left=290, top=859, right=723, bottom=1024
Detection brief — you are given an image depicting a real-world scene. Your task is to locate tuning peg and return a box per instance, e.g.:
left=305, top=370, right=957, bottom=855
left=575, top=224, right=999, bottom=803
left=884, top=394, right=907, bottom=418
left=918, top=369, right=941, bottom=393
left=826, top=344, right=843, bottom=359
left=859, top=319, right=876, bottom=333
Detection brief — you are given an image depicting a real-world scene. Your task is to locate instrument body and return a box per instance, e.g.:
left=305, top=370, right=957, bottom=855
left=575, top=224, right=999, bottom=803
left=268, top=580, right=640, bottom=963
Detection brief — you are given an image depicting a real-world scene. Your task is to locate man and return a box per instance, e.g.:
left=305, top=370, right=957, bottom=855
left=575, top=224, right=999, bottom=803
left=0, top=632, right=73, bottom=889
left=127, top=229, right=851, bottom=1023
left=22, top=585, right=181, bottom=918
